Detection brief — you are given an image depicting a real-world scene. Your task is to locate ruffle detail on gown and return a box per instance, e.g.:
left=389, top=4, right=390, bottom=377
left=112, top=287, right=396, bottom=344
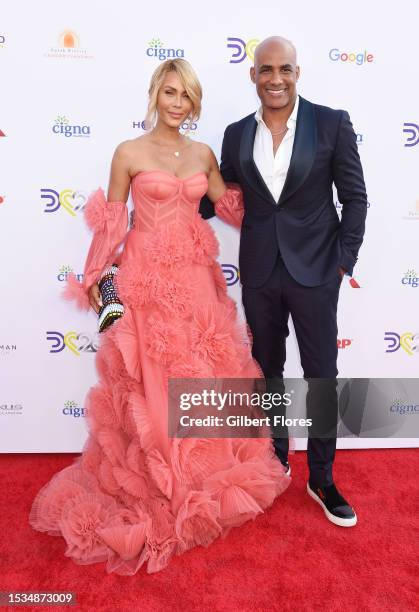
left=62, top=188, right=128, bottom=309
left=30, top=304, right=289, bottom=574
left=215, top=183, right=244, bottom=228
left=31, top=184, right=290, bottom=575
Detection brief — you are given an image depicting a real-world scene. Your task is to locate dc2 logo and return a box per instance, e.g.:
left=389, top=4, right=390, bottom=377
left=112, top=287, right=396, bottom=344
left=403, top=123, right=419, bottom=147
left=227, top=38, right=259, bottom=63
left=41, top=189, right=87, bottom=216
left=47, top=331, right=98, bottom=355
left=384, top=332, right=419, bottom=356
left=222, top=264, right=239, bottom=286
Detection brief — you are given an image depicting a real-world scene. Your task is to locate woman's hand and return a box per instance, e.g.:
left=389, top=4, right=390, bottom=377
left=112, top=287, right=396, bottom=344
left=88, top=283, right=102, bottom=313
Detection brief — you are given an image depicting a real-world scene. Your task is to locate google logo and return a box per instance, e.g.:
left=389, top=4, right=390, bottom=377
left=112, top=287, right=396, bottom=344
left=329, top=48, right=374, bottom=65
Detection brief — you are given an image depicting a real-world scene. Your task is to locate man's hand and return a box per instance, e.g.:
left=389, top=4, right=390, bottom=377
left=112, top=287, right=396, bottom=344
left=89, top=283, right=102, bottom=313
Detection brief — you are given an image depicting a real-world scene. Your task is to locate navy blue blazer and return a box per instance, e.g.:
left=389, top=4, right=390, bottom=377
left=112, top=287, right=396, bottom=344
left=199, top=96, right=368, bottom=288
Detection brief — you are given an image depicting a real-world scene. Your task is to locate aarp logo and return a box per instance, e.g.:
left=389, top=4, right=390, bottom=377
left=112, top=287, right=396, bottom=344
left=337, top=338, right=352, bottom=349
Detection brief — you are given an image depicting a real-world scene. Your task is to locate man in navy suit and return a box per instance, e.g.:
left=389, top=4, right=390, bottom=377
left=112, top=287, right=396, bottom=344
left=202, top=36, right=367, bottom=526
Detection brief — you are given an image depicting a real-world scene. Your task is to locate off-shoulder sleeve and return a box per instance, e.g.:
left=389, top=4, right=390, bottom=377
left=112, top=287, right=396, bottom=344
left=63, top=188, right=128, bottom=310
left=214, top=183, right=244, bottom=229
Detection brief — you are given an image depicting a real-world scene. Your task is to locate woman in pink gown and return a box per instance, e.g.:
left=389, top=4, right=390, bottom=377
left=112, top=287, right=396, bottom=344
left=29, top=58, right=290, bottom=575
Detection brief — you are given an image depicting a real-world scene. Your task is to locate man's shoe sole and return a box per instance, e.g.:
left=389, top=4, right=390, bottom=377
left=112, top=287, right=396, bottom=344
left=306, top=483, right=357, bottom=527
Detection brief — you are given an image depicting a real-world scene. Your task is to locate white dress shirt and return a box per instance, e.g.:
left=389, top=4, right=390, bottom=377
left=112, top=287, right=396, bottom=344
left=253, top=95, right=300, bottom=203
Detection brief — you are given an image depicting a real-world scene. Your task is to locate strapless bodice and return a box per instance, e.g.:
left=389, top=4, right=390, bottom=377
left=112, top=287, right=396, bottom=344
left=130, top=170, right=208, bottom=232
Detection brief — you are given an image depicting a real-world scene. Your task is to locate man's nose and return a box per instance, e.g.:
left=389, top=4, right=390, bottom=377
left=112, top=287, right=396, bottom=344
left=269, top=69, right=284, bottom=84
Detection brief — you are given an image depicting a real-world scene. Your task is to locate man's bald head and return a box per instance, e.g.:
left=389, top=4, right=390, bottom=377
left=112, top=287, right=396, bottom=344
left=254, top=36, right=297, bottom=67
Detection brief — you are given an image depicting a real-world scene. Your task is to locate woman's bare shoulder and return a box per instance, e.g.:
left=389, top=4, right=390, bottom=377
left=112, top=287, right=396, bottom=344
left=189, top=139, right=218, bottom=164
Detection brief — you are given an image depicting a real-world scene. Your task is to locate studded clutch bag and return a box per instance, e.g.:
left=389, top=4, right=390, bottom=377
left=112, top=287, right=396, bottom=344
left=97, top=264, right=124, bottom=333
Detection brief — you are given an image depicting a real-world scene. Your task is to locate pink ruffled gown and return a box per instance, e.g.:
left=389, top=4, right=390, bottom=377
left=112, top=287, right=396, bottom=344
left=29, top=170, right=290, bottom=575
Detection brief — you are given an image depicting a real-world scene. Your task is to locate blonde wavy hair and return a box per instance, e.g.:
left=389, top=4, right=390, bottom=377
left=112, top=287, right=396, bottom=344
left=145, top=58, right=202, bottom=130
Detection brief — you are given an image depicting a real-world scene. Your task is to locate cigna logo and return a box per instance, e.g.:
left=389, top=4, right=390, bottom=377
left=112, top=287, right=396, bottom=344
left=146, top=38, right=184, bottom=61
left=132, top=119, right=198, bottom=133
left=390, top=398, right=419, bottom=415
left=222, top=264, right=239, bottom=286
left=44, top=30, right=93, bottom=59
left=227, top=37, right=259, bottom=63
left=403, top=123, right=419, bottom=147
left=329, top=48, right=374, bottom=65
left=384, top=332, right=419, bottom=356
left=41, top=188, right=87, bottom=216
left=63, top=400, right=85, bottom=418
left=57, top=265, right=83, bottom=283
left=52, top=115, right=91, bottom=138
left=401, top=270, right=419, bottom=288
left=46, top=331, right=98, bottom=355
left=337, top=338, right=352, bottom=349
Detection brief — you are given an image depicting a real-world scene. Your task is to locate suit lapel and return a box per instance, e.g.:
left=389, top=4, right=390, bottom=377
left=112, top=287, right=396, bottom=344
left=277, top=96, right=317, bottom=206
left=238, top=97, right=318, bottom=208
left=239, top=115, right=277, bottom=206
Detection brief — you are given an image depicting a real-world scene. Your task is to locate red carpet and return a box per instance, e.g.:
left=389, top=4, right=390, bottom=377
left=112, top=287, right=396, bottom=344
left=1, top=449, right=418, bottom=612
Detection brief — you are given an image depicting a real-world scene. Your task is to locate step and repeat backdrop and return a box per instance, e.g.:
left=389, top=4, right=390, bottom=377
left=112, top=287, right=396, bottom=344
left=1, top=0, right=418, bottom=451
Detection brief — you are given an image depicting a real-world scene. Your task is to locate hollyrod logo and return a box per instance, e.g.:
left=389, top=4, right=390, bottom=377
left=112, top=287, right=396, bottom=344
left=0, top=35, right=5, bottom=47
left=401, top=270, right=419, bottom=288
left=46, top=331, right=98, bottom=355
left=403, top=123, right=419, bottom=147
left=227, top=37, right=259, bottom=63
left=41, top=188, right=87, bottom=216
left=146, top=38, right=184, bottom=61
left=52, top=116, right=91, bottom=138
left=329, top=48, right=374, bottom=65
left=0, top=195, right=5, bottom=205
left=132, top=119, right=198, bottom=133
left=63, top=400, right=85, bottom=418
left=384, top=332, right=419, bottom=356
left=44, top=30, right=93, bottom=59
left=390, top=398, right=419, bottom=415
left=337, top=338, right=352, bottom=349
left=57, top=265, right=83, bottom=283
left=0, top=129, right=5, bottom=137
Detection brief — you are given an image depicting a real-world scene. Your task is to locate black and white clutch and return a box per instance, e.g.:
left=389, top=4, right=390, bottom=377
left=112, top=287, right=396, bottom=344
left=97, top=264, right=124, bottom=333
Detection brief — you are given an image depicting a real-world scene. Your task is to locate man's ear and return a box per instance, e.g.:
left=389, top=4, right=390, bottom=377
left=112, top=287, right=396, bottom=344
left=296, top=65, right=300, bottom=81
left=250, top=66, right=256, bottom=83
